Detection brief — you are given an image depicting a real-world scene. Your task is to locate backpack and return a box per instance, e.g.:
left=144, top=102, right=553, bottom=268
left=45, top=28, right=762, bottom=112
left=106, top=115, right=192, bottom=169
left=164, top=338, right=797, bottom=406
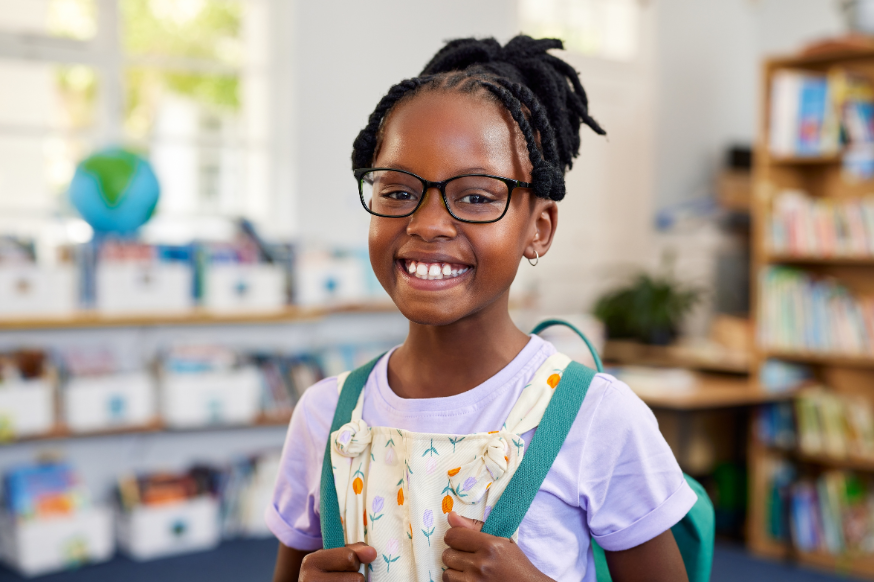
left=320, top=319, right=714, bottom=582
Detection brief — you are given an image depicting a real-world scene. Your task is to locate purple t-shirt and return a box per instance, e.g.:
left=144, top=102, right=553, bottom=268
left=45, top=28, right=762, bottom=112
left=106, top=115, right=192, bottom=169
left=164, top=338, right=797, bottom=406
left=267, top=335, right=696, bottom=582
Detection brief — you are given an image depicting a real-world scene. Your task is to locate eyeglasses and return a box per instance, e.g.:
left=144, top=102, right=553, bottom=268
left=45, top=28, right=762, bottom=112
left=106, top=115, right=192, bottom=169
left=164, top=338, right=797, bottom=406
left=354, top=167, right=532, bottom=224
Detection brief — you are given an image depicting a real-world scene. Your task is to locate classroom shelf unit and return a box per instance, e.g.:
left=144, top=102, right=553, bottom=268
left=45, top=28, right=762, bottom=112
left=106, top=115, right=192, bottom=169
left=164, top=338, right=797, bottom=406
left=748, top=46, right=874, bottom=577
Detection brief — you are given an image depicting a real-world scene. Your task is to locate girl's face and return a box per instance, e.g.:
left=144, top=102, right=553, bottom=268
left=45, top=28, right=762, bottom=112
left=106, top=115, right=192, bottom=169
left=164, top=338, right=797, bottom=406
left=369, top=90, right=556, bottom=326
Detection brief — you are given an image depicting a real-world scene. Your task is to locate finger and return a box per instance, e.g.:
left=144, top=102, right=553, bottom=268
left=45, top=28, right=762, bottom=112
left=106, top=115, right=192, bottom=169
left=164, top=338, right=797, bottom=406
left=305, top=547, right=361, bottom=572
left=442, top=547, right=478, bottom=572
left=442, top=568, right=467, bottom=582
left=347, top=542, right=377, bottom=564
left=447, top=511, right=484, bottom=532
left=444, top=524, right=489, bottom=552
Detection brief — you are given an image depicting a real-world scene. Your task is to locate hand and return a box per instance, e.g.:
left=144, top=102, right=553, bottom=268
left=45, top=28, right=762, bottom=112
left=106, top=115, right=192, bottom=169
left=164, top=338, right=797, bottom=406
left=442, top=511, right=553, bottom=582
left=299, top=543, right=377, bottom=581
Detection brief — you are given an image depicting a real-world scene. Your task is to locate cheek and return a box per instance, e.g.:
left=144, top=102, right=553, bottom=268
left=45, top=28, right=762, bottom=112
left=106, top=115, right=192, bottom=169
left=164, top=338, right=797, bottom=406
left=368, top=217, right=400, bottom=270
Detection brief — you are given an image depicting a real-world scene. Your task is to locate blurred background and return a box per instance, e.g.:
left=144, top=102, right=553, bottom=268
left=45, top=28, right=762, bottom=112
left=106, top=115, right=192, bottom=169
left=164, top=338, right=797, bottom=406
left=0, top=0, right=872, bottom=580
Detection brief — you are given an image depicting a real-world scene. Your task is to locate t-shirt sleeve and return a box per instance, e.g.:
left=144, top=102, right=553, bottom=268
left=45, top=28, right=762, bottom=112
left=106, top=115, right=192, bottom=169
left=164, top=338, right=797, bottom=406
left=265, top=377, right=339, bottom=551
left=579, top=375, right=697, bottom=552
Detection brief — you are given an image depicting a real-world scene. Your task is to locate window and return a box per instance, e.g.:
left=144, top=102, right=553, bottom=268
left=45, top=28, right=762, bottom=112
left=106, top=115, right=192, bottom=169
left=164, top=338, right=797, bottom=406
left=0, top=0, right=274, bottom=234
left=519, top=0, right=642, bottom=62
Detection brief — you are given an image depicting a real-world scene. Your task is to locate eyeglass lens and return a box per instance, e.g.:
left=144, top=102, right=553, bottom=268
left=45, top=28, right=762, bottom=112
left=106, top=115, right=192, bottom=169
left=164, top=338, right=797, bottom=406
left=360, top=170, right=509, bottom=222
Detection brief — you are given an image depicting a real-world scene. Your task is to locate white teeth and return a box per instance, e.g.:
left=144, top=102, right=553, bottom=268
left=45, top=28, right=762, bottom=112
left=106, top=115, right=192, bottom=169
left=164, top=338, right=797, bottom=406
left=405, top=261, right=470, bottom=281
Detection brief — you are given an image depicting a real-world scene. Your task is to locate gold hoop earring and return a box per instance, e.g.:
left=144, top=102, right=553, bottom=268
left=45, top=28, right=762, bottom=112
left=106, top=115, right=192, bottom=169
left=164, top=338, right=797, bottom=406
left=528, top=250, right=539, bottom=267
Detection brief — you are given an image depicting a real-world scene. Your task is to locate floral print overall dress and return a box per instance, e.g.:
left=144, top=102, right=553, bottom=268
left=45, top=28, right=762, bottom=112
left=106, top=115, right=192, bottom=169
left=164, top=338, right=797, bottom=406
left=329, top=352, right=573, bottom=581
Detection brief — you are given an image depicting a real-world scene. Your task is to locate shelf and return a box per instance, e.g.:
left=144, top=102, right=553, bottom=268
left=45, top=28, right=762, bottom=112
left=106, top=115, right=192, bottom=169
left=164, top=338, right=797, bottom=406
left=762, top=349, right=874, bottom=369
left=628, top=372, right=789, bottom=410
left=604, top=340, right=750, bottom=374
left=766, top=445, right=874, bottom=473
left=2, top=413, right=292, bottom=445
left=0, top=302, right=398, bottom=330
left=768, top=154, right=841, bottom=166
left=764, top=254, right=874, bottom=266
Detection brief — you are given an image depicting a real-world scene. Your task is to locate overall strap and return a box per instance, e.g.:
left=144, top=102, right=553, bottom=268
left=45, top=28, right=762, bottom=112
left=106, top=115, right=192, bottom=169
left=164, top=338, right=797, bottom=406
left=319, top=354, right=384, bottom=549
left=482, top=360, right=596, bottom=538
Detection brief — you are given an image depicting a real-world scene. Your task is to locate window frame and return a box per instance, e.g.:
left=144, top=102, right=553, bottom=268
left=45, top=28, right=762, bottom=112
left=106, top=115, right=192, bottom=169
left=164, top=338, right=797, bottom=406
left=0, top=0, right=288, bottom=232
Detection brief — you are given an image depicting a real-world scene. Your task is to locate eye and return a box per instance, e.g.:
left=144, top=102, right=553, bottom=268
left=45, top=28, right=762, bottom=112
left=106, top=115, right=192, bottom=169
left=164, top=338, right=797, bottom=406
left=382, top=189, right=417, bottom=201
left=459, top=193, right=495, bottom=204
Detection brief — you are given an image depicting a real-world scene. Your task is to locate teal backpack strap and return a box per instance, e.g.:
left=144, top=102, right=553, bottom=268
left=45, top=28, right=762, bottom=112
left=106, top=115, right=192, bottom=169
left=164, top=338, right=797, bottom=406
left=319, top=354, right=384, bottom=549
left=530, top=318, right=604, bottom=372
left=481, top=359, right=596, bottom=538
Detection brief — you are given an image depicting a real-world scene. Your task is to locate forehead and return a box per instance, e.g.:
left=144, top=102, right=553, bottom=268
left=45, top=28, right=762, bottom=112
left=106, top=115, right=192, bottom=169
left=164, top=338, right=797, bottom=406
left=373, top=90, right=530, bottom=180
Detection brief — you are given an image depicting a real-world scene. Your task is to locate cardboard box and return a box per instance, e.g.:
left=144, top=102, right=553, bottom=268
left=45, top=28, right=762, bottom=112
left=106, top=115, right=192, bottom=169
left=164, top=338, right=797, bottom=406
left=117, top=497, right=220, bottom=561
left=203, top=264, right=286, bottom=314
left=160, top=367, right=262, bottom=428
left=0, top=265, right=77, bottom=319
left=0, top=379, right=54, bottom=439
left=0, top=507, right=114, bottom=577
left=63, top=372, right=156, bottom=433
left=96, top=262, right=193, bottom=315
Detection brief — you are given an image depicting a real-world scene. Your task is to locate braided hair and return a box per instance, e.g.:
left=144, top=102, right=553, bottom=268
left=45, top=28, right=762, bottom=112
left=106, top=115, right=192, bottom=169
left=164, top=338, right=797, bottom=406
left=351, top=36, right=605, bottom=202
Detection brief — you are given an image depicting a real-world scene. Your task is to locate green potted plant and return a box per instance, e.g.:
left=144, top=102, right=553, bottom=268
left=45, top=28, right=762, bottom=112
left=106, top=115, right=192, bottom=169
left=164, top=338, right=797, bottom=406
left=593, top=259, right=704, bottom=345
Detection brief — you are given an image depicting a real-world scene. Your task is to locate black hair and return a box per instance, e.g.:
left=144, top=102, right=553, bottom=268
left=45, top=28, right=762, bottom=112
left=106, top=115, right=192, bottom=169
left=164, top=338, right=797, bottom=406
left=351, top=35, right=605, bottom=202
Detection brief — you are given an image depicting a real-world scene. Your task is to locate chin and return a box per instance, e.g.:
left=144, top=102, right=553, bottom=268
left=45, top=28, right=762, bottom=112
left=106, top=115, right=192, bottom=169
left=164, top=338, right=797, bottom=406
left=394, top=298, right=468, bottom=327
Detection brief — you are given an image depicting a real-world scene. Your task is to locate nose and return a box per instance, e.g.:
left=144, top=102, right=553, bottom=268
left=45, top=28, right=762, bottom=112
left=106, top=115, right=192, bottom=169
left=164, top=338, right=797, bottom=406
left=406, top=187, right=457, bottom=241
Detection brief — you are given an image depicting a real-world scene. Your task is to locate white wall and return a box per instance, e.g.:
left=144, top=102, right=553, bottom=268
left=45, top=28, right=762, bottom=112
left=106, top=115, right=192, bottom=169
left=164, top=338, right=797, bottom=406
left=653, top=0, right=844, bottom=208
left=290, top=0, right=519, bottom=248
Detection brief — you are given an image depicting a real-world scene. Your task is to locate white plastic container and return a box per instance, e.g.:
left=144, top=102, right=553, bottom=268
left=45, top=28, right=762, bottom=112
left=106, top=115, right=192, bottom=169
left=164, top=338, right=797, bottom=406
left=294, top=253, right=367, bottom=307
left=0, top=507, right=114, bottom=577
left=116, top=497, right=220, bottom=561
left=0, top=379, right=54, bottom=439
left=0, top=265, right=77, bottom=319
left=63, top=372, right=156, bottom=433
left=203, top=263, right=286, bottom=314
left=96, top=262, right=193, bottom=315
left=160, top=366, right=262, bottom=428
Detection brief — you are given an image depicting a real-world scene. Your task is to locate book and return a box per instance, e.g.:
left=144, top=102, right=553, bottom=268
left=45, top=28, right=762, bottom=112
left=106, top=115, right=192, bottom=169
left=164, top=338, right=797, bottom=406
left=759, top=266, right=874, bottom=355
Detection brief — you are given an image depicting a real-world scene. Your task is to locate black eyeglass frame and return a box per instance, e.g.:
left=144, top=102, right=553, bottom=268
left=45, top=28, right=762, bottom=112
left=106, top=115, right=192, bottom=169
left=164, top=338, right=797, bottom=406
left=354, top=167, right=533, bottom=224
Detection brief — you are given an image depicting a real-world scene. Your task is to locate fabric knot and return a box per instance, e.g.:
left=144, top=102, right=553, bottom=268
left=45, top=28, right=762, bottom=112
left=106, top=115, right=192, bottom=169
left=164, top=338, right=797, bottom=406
left=447, top=435, right=511, bottom=506
left=332, top=419, right=371, bottom=458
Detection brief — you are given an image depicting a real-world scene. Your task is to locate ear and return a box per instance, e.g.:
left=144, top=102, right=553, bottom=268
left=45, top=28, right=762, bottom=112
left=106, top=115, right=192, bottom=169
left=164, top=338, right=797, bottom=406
left=523, top=200, right=557, bottom=262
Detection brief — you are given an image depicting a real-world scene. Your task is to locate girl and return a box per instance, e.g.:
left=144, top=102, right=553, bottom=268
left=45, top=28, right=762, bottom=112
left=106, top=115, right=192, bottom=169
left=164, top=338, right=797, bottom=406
left=268, top=36, right=695, bottom=582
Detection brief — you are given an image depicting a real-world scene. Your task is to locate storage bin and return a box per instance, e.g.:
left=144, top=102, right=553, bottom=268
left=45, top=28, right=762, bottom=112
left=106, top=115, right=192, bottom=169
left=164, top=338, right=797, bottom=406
left=295, top=253, right=367, bottom=306
left=203, top=263, right=286, bottom=314
left=0, top=379, right=54, bottom=439
left=116, top=497, right=220, bottom=561
left=0, top=507, right=114, bottom=577
left=96, top=262, right=193, bottom=315
left=160, top=367, right=262, bottom=429
left=0, top=265, right=77, bottom=319
left=63, top=372, right=156, bottom=433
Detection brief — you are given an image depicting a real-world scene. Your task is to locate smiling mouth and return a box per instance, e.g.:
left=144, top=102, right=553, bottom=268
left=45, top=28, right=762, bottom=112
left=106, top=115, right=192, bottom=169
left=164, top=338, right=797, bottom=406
left=400, top=259, right=471, bottom=281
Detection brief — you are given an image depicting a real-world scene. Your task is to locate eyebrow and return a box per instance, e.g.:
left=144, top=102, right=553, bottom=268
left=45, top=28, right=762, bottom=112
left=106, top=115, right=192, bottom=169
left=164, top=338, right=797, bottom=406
left=379, top=164, right=495, bottom=177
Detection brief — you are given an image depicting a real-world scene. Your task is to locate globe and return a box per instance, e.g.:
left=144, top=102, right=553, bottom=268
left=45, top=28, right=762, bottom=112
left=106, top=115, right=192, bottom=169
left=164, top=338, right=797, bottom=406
left=69, top=148, right=160, bottom=234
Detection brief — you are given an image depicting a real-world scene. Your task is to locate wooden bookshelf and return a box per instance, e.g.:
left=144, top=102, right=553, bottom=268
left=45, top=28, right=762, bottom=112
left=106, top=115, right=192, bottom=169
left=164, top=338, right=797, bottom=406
left=0, top=302, right=398, bottom=330
left=748, top=47, right=874, bottom=576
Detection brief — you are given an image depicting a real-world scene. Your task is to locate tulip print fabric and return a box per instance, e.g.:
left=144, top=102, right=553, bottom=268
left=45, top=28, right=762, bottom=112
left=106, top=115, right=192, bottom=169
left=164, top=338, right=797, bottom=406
left=330, top=353, right=572, bottom=581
